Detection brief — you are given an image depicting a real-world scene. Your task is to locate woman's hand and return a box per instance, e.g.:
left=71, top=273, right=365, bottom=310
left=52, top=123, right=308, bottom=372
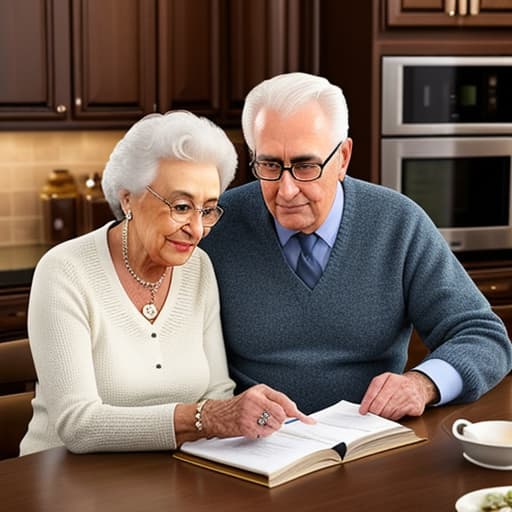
left=203, top=384, right=314, bottom=439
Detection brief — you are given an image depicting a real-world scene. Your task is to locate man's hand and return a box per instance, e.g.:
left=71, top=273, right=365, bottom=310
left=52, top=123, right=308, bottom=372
left=359, top=371, right=440, bottom=420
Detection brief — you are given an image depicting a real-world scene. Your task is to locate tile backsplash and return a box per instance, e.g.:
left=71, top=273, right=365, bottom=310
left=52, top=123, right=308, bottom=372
left=0, top=131, right=124, bottom=247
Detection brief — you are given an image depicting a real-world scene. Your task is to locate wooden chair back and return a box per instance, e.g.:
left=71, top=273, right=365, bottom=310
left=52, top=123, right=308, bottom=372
left=0, top=339, right=37, bottom=459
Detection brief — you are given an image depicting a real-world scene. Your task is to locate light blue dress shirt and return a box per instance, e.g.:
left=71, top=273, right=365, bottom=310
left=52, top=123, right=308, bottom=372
left=274, top=181, right=463, bottom=405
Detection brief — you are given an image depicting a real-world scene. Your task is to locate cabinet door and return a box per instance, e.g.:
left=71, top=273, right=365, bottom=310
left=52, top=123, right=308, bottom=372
left=480, top=0, right=512, bottom=10
left=387, top=0, right=512, bottom=26
left=493, top=305, right=512, bottom=340
left=469, top=267, right=512, bottom=306
left=387, top=0, right=462, bottom=26
left=223, top=0, right=320, bottom=124
left=469, top=266, right=512, bottom=339
left=71, top=0, right=156, bottom=120
left=0, top=0, right=71, bottom=121
left=400, top=0, right=445, bottom=9
left=0, top=287, right=29, bottom=342
left=157, top=0, right=221, bottom=119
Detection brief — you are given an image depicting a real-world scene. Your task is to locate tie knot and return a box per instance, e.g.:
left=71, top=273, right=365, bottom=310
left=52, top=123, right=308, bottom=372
left=296, top=232, right=318, bottom=257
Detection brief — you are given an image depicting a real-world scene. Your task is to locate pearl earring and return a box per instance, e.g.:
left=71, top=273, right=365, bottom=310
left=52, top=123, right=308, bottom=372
left=125, top=210, right=133, bottom=221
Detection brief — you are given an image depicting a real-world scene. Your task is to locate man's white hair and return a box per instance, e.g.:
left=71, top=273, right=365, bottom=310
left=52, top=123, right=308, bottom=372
left=241, top=72, right=349, bottom=152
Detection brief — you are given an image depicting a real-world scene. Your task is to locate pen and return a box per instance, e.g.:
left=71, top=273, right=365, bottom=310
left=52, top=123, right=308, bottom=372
left=284, top=418, right=299, bottom=424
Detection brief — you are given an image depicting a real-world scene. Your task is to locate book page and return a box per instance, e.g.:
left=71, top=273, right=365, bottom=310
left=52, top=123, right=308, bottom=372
left=282, top=400, right=406, bottom=447
left=179, top=401, right=409, bottom=476
left=180, top=431, right=331, bottom=476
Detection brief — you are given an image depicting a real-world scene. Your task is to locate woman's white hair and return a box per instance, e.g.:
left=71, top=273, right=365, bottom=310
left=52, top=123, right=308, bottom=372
left=241, top=72, right=349, bottom=152
left=102, top=111, right=238, bottom=220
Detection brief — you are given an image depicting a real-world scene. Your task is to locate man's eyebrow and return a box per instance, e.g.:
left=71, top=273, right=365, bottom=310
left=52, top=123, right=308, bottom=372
left=256, top=153, right=320, bottom=163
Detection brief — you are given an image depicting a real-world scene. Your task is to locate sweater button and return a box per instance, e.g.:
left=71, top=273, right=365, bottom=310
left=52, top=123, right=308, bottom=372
left=156, top=364, right=162, bottom=369
left=151, top=332, right=157, bottom=338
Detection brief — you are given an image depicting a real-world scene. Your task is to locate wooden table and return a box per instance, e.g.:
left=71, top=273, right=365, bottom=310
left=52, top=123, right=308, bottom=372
left=1, top=376, right=511, bottom=512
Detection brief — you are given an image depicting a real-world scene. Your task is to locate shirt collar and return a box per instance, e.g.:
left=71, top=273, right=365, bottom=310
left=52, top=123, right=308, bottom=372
left=275, top=181, right=344, bottom=247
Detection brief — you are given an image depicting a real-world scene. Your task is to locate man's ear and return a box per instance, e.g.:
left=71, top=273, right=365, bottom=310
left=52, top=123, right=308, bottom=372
left=338, top=138, right=353, bottom=180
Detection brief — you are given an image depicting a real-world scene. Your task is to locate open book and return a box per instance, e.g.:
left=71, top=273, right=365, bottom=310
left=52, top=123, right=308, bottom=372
left=173, top=400, right=425, bottom=488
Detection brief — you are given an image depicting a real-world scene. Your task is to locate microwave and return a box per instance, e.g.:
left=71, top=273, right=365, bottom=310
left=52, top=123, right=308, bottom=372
left=381, top=137, right=512, bottom=252
left=382, top=56, right=512, bottom=135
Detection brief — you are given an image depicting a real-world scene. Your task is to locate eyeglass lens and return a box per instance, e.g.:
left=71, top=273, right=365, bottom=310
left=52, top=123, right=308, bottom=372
left=254, top=162, right=322, bottom=181
left=170, top=200, right=222, bottom=227
left=252, top=140, right=342, bottom=182
left=146, top=186, right=222, bottom=227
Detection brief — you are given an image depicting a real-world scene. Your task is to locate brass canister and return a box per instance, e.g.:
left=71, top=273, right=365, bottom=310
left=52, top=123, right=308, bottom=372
left=80, top=172, right=114, bottom=233
left=40, top=169, right=78, bottom=245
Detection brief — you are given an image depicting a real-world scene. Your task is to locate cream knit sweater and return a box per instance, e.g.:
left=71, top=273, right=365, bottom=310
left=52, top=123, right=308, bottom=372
left=20, top=223, right=234, bottom=456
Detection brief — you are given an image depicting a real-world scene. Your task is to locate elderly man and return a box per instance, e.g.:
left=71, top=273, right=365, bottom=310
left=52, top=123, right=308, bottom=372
left=201, top=72, right=512, bottom=420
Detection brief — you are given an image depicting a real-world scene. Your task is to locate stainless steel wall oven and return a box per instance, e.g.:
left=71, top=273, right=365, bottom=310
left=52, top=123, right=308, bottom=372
left=381, top=56, right=512, bottom=252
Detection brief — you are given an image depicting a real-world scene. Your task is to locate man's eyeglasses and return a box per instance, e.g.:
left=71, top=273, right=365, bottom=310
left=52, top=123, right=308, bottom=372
left=250, top=140, right=343, bottom=182
left=145, top=186, right=224, bottom=227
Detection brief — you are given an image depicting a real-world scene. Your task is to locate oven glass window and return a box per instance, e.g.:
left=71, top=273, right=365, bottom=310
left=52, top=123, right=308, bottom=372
left=403, top=66, right=512, bottom=124
left=402, top=156, right=510, bottom=228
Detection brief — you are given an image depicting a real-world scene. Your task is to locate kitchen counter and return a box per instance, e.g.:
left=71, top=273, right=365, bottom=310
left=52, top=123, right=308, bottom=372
left=0, top=245, right=51, bottom=288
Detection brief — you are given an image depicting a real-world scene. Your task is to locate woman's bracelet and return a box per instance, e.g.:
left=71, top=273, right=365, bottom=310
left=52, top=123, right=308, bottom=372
left=194, top=399, right=209, bottom=432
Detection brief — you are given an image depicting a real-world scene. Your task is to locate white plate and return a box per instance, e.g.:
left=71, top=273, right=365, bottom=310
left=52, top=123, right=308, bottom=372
left=455, top=486, right=512, bottom=512
left=464, top=452, right=512, bottom=471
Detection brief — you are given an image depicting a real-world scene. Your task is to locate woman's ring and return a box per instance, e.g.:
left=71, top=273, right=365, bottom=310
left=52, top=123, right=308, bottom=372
left=256, top=410, right=271, bottom=426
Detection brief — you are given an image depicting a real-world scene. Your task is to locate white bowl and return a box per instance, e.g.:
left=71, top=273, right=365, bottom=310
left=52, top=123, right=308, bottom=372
left=455, top=486, right=512, bottom=512
left=452, top=419, right=512, bottom=470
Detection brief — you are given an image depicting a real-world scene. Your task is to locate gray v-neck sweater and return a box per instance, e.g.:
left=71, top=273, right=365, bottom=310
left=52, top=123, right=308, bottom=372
left=201, top=176, right=512, bottom=414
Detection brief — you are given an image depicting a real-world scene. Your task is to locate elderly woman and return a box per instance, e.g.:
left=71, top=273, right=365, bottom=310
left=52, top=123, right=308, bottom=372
left=20, top=111, right=310, bottom=456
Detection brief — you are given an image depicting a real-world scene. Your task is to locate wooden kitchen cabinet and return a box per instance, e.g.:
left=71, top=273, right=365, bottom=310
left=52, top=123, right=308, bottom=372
left=157, top=0, right=319, bottom=126
left=157, top=0, right=222, bottom=121
left=0, top=0, right=155, bottom=127
left=493, top=304, right=512, bottom=339
left=1, top=0, right=319, bottom=130
left=0, top=286, right=29, bottom=343
left=468, top=266, right=512, bottom=337
left=0, top=0, right=70, bottom=121
left=387, top=0, right=512, bottom=27
left=220, top=0, right=319, bottom=124
left=71, top=0, right=156, bottom=121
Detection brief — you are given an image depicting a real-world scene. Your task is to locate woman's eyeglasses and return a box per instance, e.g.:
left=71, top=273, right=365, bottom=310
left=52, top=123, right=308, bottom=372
left=145, top=186, right=224, bottom=227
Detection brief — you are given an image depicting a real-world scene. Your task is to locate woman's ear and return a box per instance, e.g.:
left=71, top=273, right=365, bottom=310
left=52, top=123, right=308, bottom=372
left=118, top=190, right=131, bottom=216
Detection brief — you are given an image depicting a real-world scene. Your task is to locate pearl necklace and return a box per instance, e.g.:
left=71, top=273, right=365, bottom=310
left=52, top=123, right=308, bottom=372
left=121, top=217, right=169, bottom=320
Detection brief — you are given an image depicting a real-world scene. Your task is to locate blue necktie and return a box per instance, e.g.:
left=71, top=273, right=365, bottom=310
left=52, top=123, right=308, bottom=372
left=296, top=233, right=322, bottom=288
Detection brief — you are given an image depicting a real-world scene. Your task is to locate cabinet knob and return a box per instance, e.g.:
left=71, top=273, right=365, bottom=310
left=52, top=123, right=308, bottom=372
left=56, top=104, right=67, bottom=114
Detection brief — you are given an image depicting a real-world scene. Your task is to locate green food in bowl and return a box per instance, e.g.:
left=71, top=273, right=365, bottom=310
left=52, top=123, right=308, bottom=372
left=480, top=489, right=512, bottom=511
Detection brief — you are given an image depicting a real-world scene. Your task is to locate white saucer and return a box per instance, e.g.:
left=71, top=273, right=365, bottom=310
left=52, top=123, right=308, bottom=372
left=455, top=485, right=512, bottom=512
left=463, top=452, right=512, bottom=471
